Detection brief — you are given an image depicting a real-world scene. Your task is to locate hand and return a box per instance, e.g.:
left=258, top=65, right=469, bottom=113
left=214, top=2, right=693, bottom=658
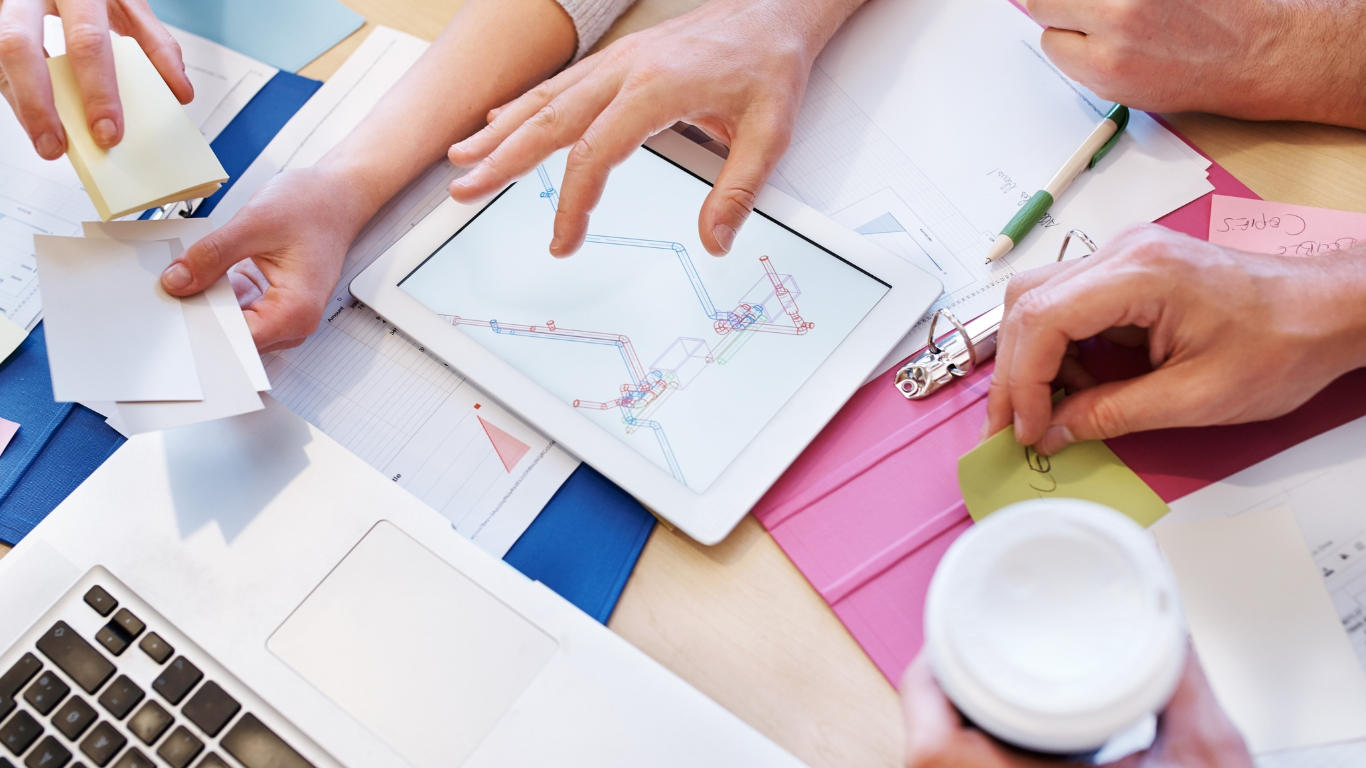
left=1022, top=0, right=1366, bottom=130
left=901, top=649, right=1255, bottom=768
left=0, top=0, right=192, bottom=159
left=447, top=0, right=862, bottom=257
left=984, top=224, right=1366, bottom=455
left=159, top=167, right=373, bottom=353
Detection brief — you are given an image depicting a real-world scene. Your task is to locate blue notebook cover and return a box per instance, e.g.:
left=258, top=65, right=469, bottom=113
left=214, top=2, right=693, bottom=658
left=1, top=74, right=655, bottom=621
left=148, top=0, right=365, bottom=73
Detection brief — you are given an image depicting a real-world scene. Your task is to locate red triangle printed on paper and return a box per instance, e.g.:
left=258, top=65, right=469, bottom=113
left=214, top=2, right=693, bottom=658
left=478, top=415, right=531, bottom=473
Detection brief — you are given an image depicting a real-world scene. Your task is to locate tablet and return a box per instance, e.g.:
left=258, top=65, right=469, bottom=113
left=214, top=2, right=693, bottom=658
left=352, top=130, right=941, bottom=543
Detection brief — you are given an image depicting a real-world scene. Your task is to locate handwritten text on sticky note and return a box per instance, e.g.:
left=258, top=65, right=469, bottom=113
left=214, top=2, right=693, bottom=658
left=958, top=426, right=1169, bottom=526
left=1209, top=195, right=1366, bottom=257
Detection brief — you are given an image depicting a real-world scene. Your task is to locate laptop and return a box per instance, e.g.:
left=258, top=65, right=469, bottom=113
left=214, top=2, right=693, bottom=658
left=0, top=397, right=806, bottom=768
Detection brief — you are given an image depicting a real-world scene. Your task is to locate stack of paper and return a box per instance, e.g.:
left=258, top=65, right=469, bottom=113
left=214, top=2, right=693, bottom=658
left=32, top=219, right=269, bottom=435
left=763, top=0, right=1215, bottom=373
left=47, top=36, right=228, bottom=221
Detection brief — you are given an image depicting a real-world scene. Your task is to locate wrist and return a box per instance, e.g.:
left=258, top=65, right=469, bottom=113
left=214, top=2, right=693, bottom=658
left=1246, top=3, right=1366, bottom=129
left=1280, top=248, right=1366, bottom=376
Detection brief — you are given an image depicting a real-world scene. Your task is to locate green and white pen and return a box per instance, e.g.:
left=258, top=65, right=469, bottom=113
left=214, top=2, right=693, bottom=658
left=984, top=104, right=1130, bottom=264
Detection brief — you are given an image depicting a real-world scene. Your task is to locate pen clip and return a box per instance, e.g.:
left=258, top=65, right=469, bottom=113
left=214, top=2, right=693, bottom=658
left=1088, top=104, right=1129, bottom=169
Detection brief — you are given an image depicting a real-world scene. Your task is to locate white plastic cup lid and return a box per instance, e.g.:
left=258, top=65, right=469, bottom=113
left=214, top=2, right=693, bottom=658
left=924, top=499, right=1186, bottom=754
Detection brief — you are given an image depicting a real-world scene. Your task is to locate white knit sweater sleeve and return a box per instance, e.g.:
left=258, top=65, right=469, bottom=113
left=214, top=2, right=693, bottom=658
left=556, top=0, right=638, bottom=61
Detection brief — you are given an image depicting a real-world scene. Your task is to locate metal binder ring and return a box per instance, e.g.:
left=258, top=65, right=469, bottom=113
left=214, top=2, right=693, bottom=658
left=927, top=309, right=975, bottom=378
left=1056, top=229, right=1098, bottom=262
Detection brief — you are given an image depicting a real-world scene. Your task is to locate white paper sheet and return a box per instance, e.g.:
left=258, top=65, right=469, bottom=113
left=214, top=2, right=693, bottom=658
left=214, top=28, right=580, bottom=556
left=33, top=236, right=202, bottom=402
left=1154, top=507, right=1366, bottom=754
left=83, top=219, right=270, bottom=390
left=109, top=291, right=264, bottom=435
left=1162, top=415, right=1366, bottom=764
left=770, top=0, right=1213, bottom=374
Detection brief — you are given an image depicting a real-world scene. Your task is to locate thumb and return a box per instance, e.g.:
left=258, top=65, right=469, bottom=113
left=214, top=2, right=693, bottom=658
left=699, top=118, right=790, bottom=256
left=160, top=222, right=260, bottom=297
left=1037, top=366, right=1196, bottom=454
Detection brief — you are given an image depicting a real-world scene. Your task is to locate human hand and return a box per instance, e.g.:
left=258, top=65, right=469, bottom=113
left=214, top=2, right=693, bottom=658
left=0, top=0, right=192, bottom=159
left=159, top=167, right=374, bottom=353
left=1022, top=0, right=1366, bottom=129
left=984, top=224, right=1366, bottom=455
left=901, top=649, right=1254, bottom=768
left=447, top=0, right=862, bottom=257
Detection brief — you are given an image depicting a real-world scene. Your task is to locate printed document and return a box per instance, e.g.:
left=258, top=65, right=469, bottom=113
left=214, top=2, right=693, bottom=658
left=770, top=0, right=1214, bottom=371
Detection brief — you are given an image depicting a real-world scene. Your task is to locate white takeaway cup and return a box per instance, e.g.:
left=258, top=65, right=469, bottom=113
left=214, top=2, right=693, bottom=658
left=923, top=498, right=1187, bottom=756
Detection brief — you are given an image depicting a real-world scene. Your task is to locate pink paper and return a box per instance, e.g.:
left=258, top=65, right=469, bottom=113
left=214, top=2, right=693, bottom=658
left=755, top=124, right=1366, bottom=686
left=1208, top=194, right=1366, bottom=256
left=0, top=418, right=18, bottom=457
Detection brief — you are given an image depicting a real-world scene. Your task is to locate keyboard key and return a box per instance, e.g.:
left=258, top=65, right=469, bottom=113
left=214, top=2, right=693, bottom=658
left=23, top=736, right=70, bottom=768
left=107, top=613, right=142, bottom=642
left=36, top=625, right=114, bottom=695
left=0, top=710, right=42, bottom=756
left=192, top=755, right=227, bottom=768
left=96, top=677, right=142, bottom=721
left=91, top=630, right=127, bottom=659
left=24, top=673, right=70, bottom=716
left=1, top=757, right=12, bottom=768
left=109, top=748, right=152, bottom=768
left=154, top=728, right=201, bottom=768
left=82, top=589, right=117, bottom=618
left=125, top=703, right=171, bottom=747
left=151, top=658, right=201, bottom=706
left=78, top=723, right=125, bottom=767
left=220, top=714, right=312, bottom=768
left=0, top=656, right=41, bottom=699
left=51, top=698, right=97, bottom=741
left=135, top=636, right=171, bottom=666
left=181, top=684, right=238, bottom=739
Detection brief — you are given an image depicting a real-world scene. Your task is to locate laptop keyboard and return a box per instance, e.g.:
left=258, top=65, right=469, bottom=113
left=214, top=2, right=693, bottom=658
left=1, top=573, right=325, bottom=768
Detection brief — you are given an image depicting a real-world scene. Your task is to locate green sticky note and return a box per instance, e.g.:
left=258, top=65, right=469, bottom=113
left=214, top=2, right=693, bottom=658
left=958, top=426, right=1169, bottom=527
left=0, top=314, right=26, bottom=365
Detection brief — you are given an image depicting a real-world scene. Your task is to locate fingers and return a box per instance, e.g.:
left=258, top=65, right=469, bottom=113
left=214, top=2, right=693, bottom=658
left=984, top=259, right=1085, bottom=439
left=447, top=64, right=604, bottom=199
left=1038, top=28, right=1094, bottom=87
left=54, top=0, right=122, bottom=148
left=0, top=0, right=67, bottom=158
left=1035, top=366, right=1196, bottom=454
left=161, top=215, right=279, bottom=297
left=1022, top=0, right=1099, bottom=32
left=698, top=114, right=791, bottom=255
left=900, top=653, right=962, bottom=752
left=107, top=0, right=192, bottom=104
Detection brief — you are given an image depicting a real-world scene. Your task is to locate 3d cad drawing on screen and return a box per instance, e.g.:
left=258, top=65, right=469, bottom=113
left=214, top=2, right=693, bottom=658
left=443, top=166, right=819, bottom=485
left=400, top=146, right=888, bottom=493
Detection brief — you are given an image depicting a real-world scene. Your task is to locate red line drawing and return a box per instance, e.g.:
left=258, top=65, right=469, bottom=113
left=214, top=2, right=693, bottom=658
left=478, top=415, right=531, bottom=472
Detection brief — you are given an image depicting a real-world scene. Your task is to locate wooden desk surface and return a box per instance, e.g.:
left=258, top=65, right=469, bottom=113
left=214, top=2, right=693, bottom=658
left=5, top=3, right=1366, bottom=767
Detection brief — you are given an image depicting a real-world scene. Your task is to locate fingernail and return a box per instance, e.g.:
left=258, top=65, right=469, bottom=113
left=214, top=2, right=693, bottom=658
left=549, top=237, right=562, bottom=254
left=161, top=262, right=192, bottom=290
left=1013, top=413, right=1023, bottom=435
left=979, top=420, right=990, bottom=442
left=92, top=118, right=117, bottom=147
left=713, top=223, right=735, bottom=254
left=1040, top=424, right=1075, bottom=454
left=36, top=133, right=61, bottom=158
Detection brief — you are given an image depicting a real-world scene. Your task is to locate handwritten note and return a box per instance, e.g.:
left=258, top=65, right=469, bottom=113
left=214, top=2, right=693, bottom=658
left=0, top=315, right=26, bottom=364
left=1209, top=194, right=1366, bottom=256
left=0, top=418, right=16, bottom=457
left=958, top=426, right=1169, bottom=526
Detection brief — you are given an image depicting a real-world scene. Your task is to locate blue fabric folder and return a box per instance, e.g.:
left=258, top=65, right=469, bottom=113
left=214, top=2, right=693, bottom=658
left=1, top=73, right=655, bottom=622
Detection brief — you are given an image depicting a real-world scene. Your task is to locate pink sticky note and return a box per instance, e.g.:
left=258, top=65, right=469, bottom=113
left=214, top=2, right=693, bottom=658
left=0, top=418, right=17, bottom=457
left=1209, top=195, right=1366, bottom=256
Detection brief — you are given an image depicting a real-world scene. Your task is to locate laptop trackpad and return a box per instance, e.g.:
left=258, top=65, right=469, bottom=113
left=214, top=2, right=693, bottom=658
left=268, top=521, right=558, bottom=768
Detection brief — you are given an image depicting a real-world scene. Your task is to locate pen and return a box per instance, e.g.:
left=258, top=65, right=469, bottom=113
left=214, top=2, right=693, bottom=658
left=984, top=104, right=1130, bottom=264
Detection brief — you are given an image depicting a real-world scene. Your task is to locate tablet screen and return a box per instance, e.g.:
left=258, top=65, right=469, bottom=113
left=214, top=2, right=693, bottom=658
left=400, top=146, right=889, bottom=492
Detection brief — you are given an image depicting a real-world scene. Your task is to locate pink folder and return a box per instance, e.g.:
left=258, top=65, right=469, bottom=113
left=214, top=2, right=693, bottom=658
left=753, top=135, right=1366, bottom=685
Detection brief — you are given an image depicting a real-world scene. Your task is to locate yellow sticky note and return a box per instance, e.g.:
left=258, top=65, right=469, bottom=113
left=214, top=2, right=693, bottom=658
left=0, top=314, right=27, bottom=364
left=47, top=36, right=227, bottom=221
left=958, top=426, right=1169, bottom=527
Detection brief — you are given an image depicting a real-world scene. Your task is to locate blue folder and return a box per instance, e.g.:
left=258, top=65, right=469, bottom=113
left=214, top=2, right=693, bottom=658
left=0, top=73, right=654, bottom=623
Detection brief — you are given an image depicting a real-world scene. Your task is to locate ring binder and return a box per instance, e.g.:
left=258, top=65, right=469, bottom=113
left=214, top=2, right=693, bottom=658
left=894, top=229, right=1098, bottom=400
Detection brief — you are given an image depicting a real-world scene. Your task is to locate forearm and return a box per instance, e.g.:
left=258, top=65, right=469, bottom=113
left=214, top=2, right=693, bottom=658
left=1280, top=244, right=1366, bottom=373
left=315, top=0, right=577, bottom=229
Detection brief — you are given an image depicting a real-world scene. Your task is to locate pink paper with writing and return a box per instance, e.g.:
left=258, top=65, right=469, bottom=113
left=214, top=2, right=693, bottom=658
left=1209, top=194, right=1366, bottom=256
left=0, top=418, right=18, bottom=457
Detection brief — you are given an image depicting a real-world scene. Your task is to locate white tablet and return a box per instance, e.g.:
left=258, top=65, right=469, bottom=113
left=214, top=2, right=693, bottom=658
left=352, top=130, right=942, bottom=544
